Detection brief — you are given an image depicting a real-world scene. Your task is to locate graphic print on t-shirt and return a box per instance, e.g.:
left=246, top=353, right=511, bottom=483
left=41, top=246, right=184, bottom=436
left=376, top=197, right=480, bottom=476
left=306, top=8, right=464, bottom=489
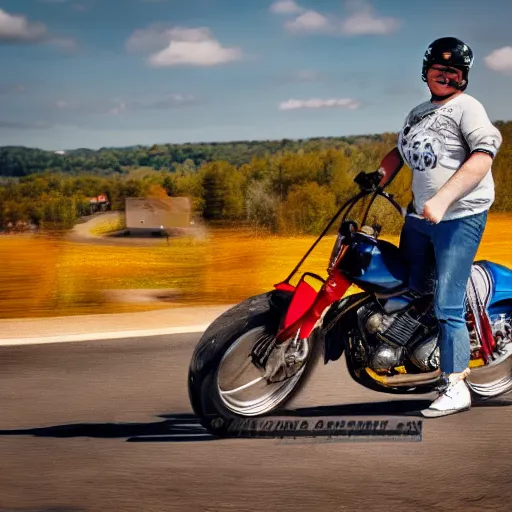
left=401, top=127, right=441, bottom=172
left=399, top=106, right=462, bottom=173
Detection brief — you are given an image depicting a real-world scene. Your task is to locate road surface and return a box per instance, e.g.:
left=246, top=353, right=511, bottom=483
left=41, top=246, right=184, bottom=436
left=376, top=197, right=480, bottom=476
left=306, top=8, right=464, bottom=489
left=1, top=333, right=511, bottom=511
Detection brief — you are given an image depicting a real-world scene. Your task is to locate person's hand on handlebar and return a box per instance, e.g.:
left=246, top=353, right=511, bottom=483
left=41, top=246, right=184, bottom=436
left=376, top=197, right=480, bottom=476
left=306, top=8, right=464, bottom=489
left=353, top=169, right=385, bottom=190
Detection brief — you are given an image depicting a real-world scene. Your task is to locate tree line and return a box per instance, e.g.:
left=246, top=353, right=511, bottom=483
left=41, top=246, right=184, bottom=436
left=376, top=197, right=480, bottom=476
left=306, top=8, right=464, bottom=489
left=1, top=120, right=511, bottom=235
left=0, top=133, right=397, bottom=177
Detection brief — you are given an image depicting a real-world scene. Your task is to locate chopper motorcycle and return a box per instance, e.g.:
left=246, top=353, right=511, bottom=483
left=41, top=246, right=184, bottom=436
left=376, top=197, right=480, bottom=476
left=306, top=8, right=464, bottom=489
left=187, top=154, right=512, bottom=436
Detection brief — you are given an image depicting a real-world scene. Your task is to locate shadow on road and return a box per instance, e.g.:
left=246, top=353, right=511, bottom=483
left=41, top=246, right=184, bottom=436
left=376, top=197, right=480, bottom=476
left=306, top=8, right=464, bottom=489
left=1, top=398, right=510, bottom=442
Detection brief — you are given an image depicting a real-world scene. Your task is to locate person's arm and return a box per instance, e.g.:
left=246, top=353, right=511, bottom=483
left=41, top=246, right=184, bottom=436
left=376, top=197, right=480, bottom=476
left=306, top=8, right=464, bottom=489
left=376, top=146, right=404, bottom=188
left=424, top=152, right=492, bottom=212
left=421, top=98, right=502, bottom=223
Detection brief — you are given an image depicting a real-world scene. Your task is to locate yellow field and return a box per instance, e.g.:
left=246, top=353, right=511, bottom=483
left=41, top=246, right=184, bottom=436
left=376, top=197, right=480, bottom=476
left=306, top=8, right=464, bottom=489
left=88, top=214, right=125, bottom=235
left=1, top=213, right=512, bottom=319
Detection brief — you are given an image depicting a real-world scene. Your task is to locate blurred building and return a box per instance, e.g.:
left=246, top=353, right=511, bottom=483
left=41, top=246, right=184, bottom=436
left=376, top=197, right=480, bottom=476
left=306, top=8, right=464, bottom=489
left=124, top=197, right=192, bottom=235
left=89, top=194, right=110, bottom=214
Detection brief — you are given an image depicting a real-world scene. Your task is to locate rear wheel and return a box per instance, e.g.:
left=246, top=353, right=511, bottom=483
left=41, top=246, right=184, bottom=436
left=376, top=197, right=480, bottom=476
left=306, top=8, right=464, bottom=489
left=188, top=290, right=323, bottom=436
left=467, top=303, right=512, bottom=401
left=467, top=356, right=512, bottom=401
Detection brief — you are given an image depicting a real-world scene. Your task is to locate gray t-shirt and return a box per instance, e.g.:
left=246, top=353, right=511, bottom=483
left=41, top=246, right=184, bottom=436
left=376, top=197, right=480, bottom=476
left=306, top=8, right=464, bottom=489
left=397, top=93, right=503, bottom=221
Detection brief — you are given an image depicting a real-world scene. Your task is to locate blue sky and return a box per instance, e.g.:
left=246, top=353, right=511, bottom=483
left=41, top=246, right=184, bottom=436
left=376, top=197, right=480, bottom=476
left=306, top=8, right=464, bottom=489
left=1, top=0, right=512, bottom=150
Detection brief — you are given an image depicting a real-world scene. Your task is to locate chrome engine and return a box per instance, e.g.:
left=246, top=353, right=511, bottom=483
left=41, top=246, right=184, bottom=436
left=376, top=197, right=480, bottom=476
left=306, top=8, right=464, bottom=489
left=354, top=298, right=440, bottom=374
left=353, top=297, right=512, bottom=374
left=358, top=297, right=440, bottom=373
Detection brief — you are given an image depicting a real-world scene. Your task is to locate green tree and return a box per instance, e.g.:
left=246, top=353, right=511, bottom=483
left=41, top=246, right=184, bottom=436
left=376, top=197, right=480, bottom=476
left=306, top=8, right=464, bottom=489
left=201, top=162, right=227, bottom=220
left=278, top=182, right=337, bottom=235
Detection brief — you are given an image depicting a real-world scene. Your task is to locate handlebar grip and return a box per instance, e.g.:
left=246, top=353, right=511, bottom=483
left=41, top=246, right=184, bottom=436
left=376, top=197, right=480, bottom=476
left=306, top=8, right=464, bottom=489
left=354, top=170, right=383, bottom=190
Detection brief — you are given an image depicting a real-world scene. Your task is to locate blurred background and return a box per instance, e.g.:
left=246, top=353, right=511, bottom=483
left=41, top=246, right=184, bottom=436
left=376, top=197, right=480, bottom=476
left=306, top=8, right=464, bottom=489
left=1, top=131, right=512, bottom=319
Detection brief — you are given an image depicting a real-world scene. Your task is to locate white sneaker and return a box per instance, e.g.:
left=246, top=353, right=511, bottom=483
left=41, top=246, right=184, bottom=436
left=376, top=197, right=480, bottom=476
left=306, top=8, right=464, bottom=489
left=421, top=369, right=471, bottom=418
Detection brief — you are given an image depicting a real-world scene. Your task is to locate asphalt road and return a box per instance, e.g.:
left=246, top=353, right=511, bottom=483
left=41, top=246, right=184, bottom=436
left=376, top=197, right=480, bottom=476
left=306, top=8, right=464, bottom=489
left=1, top=333, right=512, bottom=512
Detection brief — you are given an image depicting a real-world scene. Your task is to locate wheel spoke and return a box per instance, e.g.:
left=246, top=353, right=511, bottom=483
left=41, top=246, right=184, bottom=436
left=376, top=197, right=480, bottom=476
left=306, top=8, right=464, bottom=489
left=219, top=376, right=265, bottom=396
left=216, top=326, right=310, bottom=416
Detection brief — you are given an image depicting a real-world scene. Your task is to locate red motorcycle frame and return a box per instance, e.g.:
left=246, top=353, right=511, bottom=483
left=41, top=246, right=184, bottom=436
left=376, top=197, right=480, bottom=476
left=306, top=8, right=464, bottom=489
left=273, top=149, right=403, bottom=347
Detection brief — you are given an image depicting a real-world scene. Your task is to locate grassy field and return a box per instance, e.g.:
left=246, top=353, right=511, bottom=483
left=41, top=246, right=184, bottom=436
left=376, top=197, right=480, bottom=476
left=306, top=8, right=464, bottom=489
left=88, top=213, right=125, bottom=235
left=1, top=213, right=512, bottom=319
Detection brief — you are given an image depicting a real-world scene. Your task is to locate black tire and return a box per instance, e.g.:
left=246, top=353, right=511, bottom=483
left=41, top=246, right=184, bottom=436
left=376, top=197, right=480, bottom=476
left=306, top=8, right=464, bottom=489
left=187, top=289, right=323, bottom=437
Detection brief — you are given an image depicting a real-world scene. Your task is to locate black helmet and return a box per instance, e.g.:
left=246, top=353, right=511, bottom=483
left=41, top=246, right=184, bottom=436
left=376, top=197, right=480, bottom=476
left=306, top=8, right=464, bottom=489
left=422, top=37, right=474, bottom=90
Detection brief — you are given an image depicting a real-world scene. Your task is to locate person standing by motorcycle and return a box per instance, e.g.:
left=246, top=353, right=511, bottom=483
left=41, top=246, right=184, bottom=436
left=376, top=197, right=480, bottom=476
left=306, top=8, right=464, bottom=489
left=373, top=37, right=503, bottom=417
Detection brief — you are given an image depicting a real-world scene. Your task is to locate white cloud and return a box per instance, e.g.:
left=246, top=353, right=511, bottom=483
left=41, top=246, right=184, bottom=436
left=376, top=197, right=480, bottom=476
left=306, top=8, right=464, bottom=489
left=339, top=0, right=401, bottom=36
left=0, top=8, right=47, bottom=42
left=270, top=0, right=304, bottom=14
left=484, top=46, right=512, bottom=74
left=127, top=25, right=243, bottom=67
left=148, top=39, right=242, bottom=68
left=279, top=98, right=361, bottom=110
left=53, top=94, right=198, bottom=116
left=126, top=24, right=173, bottom=54
left=0, top=8, right=76, bottom=49
left=285, top=11, right=331, bottom=34
left=279, top=0, right=401, bottom=37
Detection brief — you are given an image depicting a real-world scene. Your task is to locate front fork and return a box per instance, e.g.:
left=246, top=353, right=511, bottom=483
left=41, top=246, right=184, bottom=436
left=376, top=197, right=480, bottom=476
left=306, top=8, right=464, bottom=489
left=274, top=268, right=352, bottom=345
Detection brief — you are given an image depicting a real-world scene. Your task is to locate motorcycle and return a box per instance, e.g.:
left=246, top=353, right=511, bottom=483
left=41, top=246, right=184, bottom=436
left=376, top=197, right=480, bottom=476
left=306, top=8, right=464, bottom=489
left=188, top=155, right=512, bottom=436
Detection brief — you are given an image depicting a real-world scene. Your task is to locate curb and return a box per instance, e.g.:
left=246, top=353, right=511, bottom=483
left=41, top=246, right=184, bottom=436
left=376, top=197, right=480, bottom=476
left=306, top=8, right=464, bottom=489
left=0, top=323, right=212, bottom=347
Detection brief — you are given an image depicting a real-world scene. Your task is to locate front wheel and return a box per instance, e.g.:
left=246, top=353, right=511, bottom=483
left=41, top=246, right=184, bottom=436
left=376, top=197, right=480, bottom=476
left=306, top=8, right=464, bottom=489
left=188, top=290, right=323, bottom=436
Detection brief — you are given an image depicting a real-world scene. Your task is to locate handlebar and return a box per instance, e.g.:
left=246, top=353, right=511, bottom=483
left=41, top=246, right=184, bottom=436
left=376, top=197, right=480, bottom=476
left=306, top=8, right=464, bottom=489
left=278, top=167, right=406, bottom=286
left=353, top=169, right=385, bottom=191
left=350, top=170, right=405, bottom=220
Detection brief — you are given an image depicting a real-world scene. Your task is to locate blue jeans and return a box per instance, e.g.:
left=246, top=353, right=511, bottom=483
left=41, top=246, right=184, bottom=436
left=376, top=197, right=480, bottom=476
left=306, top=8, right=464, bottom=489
left=398, top=210, right=488, bottom=373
